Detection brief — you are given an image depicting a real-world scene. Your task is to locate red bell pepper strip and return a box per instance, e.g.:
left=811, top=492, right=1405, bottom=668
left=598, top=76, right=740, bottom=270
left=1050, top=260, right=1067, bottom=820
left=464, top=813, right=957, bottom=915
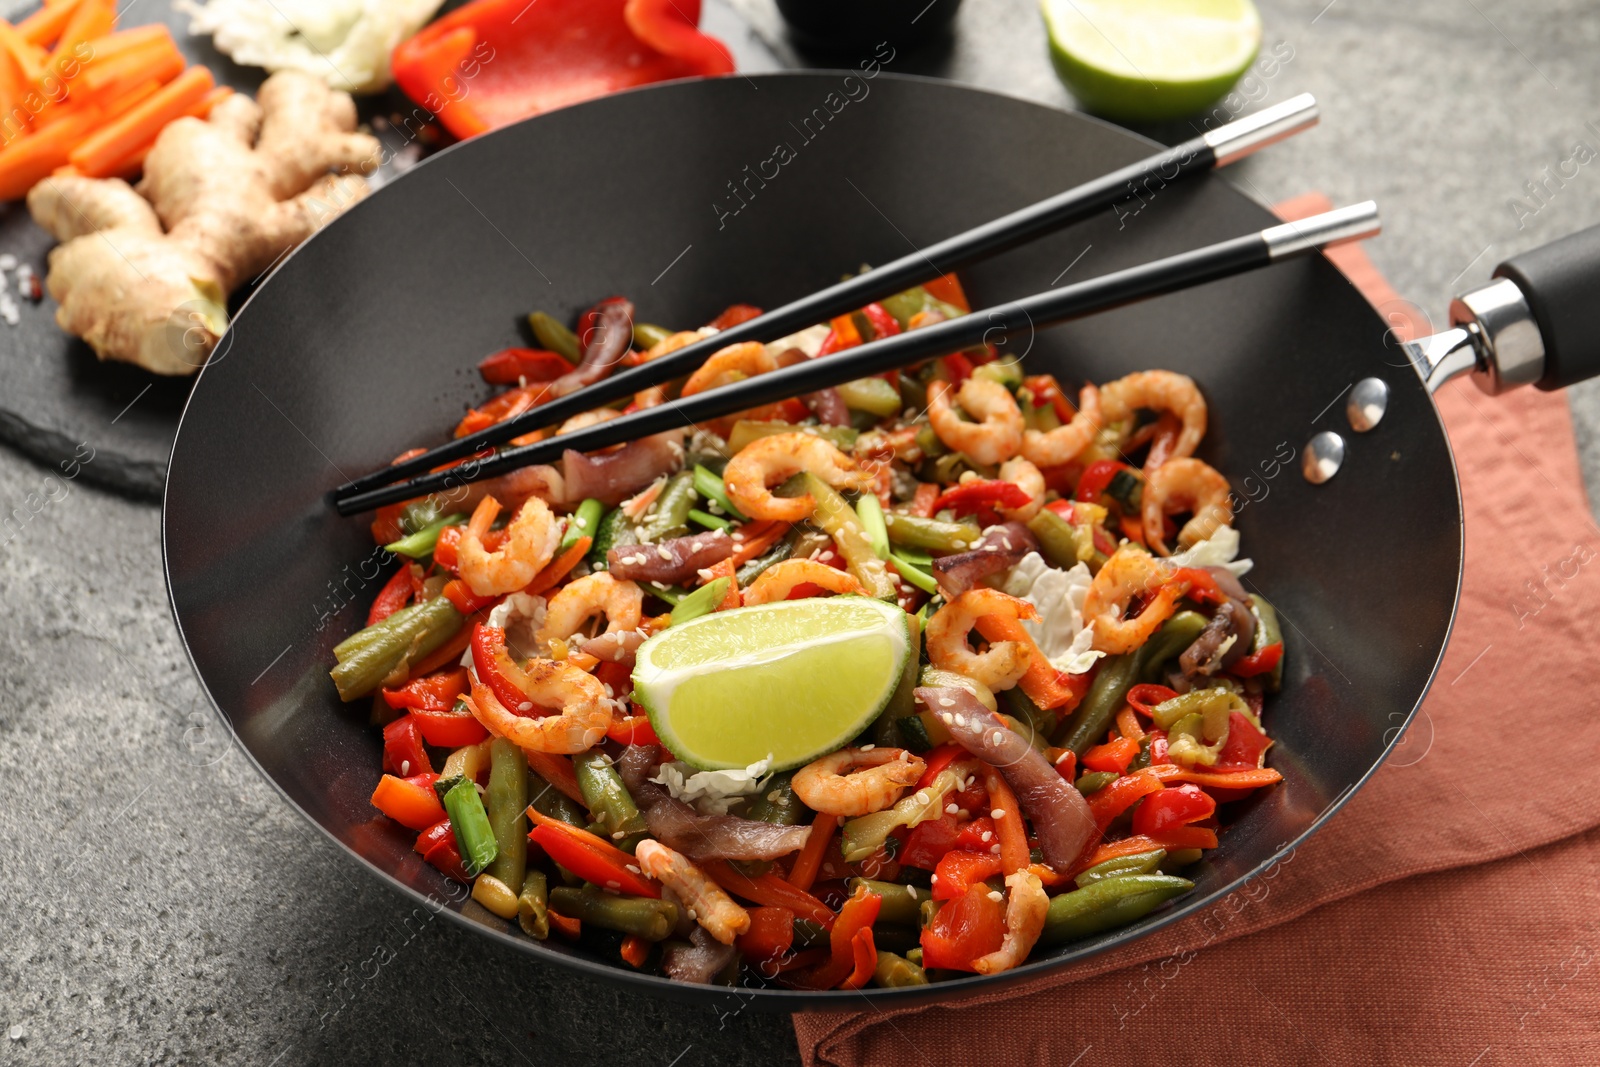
left=785, top=884, right=881, bottom=990
left=816, top=312, right=862, bottom=357
left=786, top=813, right=837, bottom=892
left=471, top=623, right=532, bottom=717
left=1168, top=566, right=1226, bottom=605
left=367, top=566, right=415, bottom=626
left=843, top=928, right=877, bottom=990
left=899, top=813, right=960, bottom=871
left=620, top=934, right=651, bottom=969
left=432, top=525, right=463, bottom=572
left=953, top=816, right=996, bottom=852
left=1075, top=460, right=1130, bottom=502
left=859, top=302, right=902, bottom=340
left=915, top=744, right=965, bottom=790
left=736, top=906, right=796, bottom=962
left=940, top=351, right=975, bottom=384
left=1046, top=498, right=1076, bottom=520
left=1149, top=826, right=1219, bottom=850
left=371, top=772, right=446, bottom=831
left=1022, top=374, right=1076, bottom=424
left=477, top=347, right=573, bottom=386
left=982, top=766, right=1031, bottom=875
left=920, top=883, right=1006, bottom=972
left=410, top=703, right=491, bottom=747
left=930, top=479, right=1032, bottom=517
left=526, top=808, right=661, bottom=897
left=443, top=578, right=498, bottom=616
left=523, top=536, right=592, bottom=597
left=422, top=827, right=472, bottom=881
left=606, top=713, right=660, bottom=746
left=381, top=715, right=434, bottom=777
left=1131, top=783, right=1215, bottom=838
left=1085, top=771, right=1165, bottom=830
left=922, top=272, right=971, bottom=313
left=708, top=303, right=762, bottom=330
left=1082, top=735, right=1140, bottom=775
left=415, top=819, right=453, bottom=855
left=1127, top=683, right=1179, bottom=718
left=1146, top=763, right=1283, bottom=791
left=933, top=850, right=1004, bottom=901
left=454, top=382, right=551, bottom=438
left=383, top=668, right=470, bottom=713
left=909, top=483, right=940, bottom=518
left=1231, top=642, right=1284, bottom=678
left=391, top=0, right=735, bottom=140
left=701, top=861, right=835, bottom=926
left=1213, top=711, right=1273, bottom=772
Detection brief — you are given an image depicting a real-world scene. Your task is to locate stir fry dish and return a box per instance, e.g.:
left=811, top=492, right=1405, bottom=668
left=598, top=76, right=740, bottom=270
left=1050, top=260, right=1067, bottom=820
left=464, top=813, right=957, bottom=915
left=330, top=275, right=1286, bottom=988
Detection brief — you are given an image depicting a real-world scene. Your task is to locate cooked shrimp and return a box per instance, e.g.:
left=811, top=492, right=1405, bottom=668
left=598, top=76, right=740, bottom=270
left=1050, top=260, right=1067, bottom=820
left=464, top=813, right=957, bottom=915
left=1083, top=545, right=1182, bottom=654
left=927, top=378, right=1024, bottom=466
left=556, top=408, right=621, bottom=435
left=924, top=588, right=1037, bottom=692
left=457, top=495, right=560, bottom=597
left=1100, top=371, right=1206, bottom=466
left=972, top=870, right=1050, bottom=975
left=465, top=669, right=610, bottom=754
left=741, top=559, right=863, bottom=606
left=537, top=572, right=644, bottom=646
left=722, top=432, right=869, bottom=522
left=680, top=341, right=775, bottom=396
left=1143, top=457, right=1233, bottom=555
left=997, top=458, right=1045, bottom=522
left=640, top=327, right=713, bottom=363
left=634, top=840, right=751, bottom=944
left=791, top=747, right=926, bottom=817
left=1021, top=384, right=1102, bottom=467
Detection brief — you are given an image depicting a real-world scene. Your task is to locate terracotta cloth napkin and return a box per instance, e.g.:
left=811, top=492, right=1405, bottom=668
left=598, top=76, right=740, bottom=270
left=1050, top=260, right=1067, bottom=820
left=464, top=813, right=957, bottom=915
left=795, top=195, right=1600, bottom=1066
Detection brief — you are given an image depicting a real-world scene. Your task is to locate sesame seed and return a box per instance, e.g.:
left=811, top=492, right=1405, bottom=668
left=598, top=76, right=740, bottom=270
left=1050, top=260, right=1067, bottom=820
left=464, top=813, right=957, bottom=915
left=400, top=760, right=410, bottom=776
left=612, top=830, right=626, bottom=839
left=766, top=790, right=781, bottom=802
left=990, top=843, right=1002, bottom=855
left=906, top=884, right=919, bottom=897
left=518, top=701, right=534, bottom=712
left=990, top=729, right=1005, bottom=746
left=860, top=744, right=875, bottom=751
left=991, top=808, right=1005, bottom=820
left=981, top=830, right=993, bottom=842
left=606, top=880, right=621, bottom=889
left=945, top=803, right=959, bottom=815
left=953, top=714, right=967, bottom=728
left=987, top=890, right=1004, bottom=903
left=940, top=713, right=954, bottom=724
left=687, top=908, right=698, bottom=920
left=657, top=546, right=673, bottom=560
left=690, top=541, right=703, bottom=552
left=732, top=532, right=745, bottom=542
left=937, top=697, right=956, bottom=708
left=930, top=873, right=940, bottom=883
left=958, top=809, right=970, bottom=819
left=915, top=790, right=931, bottom=805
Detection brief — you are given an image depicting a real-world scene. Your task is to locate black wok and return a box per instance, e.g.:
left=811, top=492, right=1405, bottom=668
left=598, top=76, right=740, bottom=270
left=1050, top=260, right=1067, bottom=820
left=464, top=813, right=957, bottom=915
left=164, top=72, right=1479, bottom=1006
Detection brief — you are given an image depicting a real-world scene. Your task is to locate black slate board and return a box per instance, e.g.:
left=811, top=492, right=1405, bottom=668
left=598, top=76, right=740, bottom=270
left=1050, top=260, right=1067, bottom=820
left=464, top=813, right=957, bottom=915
left=0, top=0, right=780, bottom=500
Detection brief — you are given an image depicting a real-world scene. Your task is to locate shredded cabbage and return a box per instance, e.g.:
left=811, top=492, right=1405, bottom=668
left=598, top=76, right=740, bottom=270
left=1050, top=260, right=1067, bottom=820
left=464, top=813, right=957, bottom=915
left=1165, top=525, right=1253, bottom=577
left=1000, top=552, right=1104, bottom=675
left=179, top=0, right=444, bottom=93
left=650, top=758, right=772, bottom=816
left=764, top=323, right=831, bottom=360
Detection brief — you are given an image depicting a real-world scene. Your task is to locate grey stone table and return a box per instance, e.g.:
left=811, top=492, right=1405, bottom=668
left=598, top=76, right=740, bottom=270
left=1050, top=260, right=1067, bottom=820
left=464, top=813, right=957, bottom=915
left=5, top=1, right=1600, bottom=1064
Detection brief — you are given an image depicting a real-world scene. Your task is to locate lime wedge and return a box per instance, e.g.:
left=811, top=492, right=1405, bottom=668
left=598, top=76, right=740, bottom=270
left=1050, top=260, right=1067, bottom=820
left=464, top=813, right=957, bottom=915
left=634, top=597, right=910, bottom=772
left=1041, top=0, right=1261, bottom=122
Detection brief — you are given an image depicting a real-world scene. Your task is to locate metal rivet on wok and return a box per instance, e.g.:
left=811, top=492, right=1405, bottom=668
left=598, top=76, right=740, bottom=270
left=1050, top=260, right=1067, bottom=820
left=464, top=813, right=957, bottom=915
left=1303, top=431, right=1346, bottom=484
left=1346, top=377, right=1390, bottom=432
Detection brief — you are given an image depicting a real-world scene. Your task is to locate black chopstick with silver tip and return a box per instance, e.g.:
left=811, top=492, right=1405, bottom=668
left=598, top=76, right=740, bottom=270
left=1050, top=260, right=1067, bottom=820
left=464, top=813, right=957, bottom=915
left=330, top=94, right=1320, bottom=505
left=333, top=201, right=1378, bottom=516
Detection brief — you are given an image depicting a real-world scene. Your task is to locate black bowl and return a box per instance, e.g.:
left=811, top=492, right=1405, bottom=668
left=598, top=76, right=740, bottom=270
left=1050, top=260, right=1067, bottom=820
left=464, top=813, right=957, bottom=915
left=164, top=72, right=1459, bottom=1006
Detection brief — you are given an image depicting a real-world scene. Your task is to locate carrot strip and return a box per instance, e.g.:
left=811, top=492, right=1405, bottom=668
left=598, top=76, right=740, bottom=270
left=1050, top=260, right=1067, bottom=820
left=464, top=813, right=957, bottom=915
left=619, top=934, right=650, bottom=968
left=1116, top=704, right=1144, bottom=743
left=0, top=102, right=99, bottom=200
left=18, top=0, right=85, bottom=48
left=1145, top=764, right=1283, bottom=790
left=1074, top=835, right=1168, bottom=873
left=523, top=536, right=591, bottom=596
left=973, top=606, right=1081, bottom=710
left=525, top=752, right=585, bottom=805
left=702, top=860, right=836, bottom=926
left=1149, top=826, right=1218, bottom=850
left=700, top=556, right=741, bottom=609
left=730, top=520, right=788, bottom=566
left=546, top=910, right=581, bottom=940
left=68, top=64, right=212, bottom=176
left=786, top=813, right=837, bottom=892
left=982, top=766, right=1031, bottom=875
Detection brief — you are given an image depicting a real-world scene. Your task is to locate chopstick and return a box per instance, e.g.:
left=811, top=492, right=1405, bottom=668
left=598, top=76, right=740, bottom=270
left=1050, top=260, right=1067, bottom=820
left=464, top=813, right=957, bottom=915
left=330, top=94, right=1320, bottom=504
left=333, top=201, right=1378, bottom=516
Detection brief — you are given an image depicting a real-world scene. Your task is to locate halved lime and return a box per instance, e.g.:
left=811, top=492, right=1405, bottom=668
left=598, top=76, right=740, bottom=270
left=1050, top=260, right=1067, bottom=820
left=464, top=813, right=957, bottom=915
left=633, top=597, right=910, bottom=772
left=1041, top=0, right=1261, bottom=123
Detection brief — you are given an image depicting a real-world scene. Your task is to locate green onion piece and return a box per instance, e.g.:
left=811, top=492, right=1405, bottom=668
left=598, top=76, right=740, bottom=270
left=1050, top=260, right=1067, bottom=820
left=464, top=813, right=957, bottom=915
left=855, top=494, right=890, bottom=559
left=645, top=582, right=686, bottom=606
left=436, top=775, right=498, bottom=876
left=528, top=311, right=580, bottom=362
left=692, top=464, right=747, bottom=523
left=562, top=499, right=605, bottom=551
left=669, top=577, right=730, bottom=625
left=384, top=513, right=465, bottom=558
left=689, top=508, right=732, bottom=531
left=889, top=552, right=939, bottom=595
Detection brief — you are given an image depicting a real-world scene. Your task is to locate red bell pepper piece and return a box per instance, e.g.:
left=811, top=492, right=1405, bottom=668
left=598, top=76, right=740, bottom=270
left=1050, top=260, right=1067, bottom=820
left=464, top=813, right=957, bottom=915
left=620, top=934, right=652, bottom=969
left=371, top=772, right=446, bottom=831
left=1231, top=642, right=1284, bottom=678
left=859, top=302, right=901, bottom=340
left=1127, top=684, right=1179, bottom=718
left=932, top=850, right=1004, bottom=901
left=931, top=479, right=1032, bottom=517
left=443, top=578, right=498, bottom=615
left=922, top=272, right=971, bottom=313
left=940, top=351, right=975, bottom=384
left=391, top=0, right=734, bottom=140
left=915, top=744, right=965, bottom=790
left=471, top=623, right=532, bottom=715
left=411, top=703, right=491, bottom=747
left=1168, top=566, right=1225, bottom=605
left=432, top=525, right=463, bottom=572
left=1075, top=460, right=1130, bottom=502
left=920, top=883, right=1006, bottom=972
left=415, top=819, right=453, bottom=855
left=1131, top=783, right=1215, bottom=838
left=381, top=715, right=434, bottom=778
left=900, top=813, right=960, bottom=870
left=736, top=906, right=796, bottom=962
left=1148, top=826, right=1219, bottom=850
left=1212, top=711, right=1273, bottom=772
left=383, top=668, right=470, bottom=712
left=1082, top=735, right=1140, bottom=775
left=477, top=347, right=573, bottom=386
left=843, top=927, right=877, bottom=990
left=606, top=713, right=660, bottom=746
left=785, top=884, right=881, bottom=990
left=1022, top=374, right=1076, bottom=424
left=708, top=303, right=762, bottom=330
left=422, top=830, right=472, bottom=881
left=1046, top=498, right=1076, bottom=521
left=910, top=482, right=940, bottom=518
left=527, top=809, right=660, bottom=897
left=953, top=816, right=996, bottom=851
left=366, top=566, right=414, bottom=626
left=1085, top=771, right=1165, bottom=830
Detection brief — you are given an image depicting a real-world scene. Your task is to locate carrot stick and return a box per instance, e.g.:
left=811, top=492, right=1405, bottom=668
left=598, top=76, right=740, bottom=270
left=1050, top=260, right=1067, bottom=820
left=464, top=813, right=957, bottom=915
left=523, top=536, right=591, bottom=596
left=0, top=102, right=98, bottom=200
left=52, top=0, right=112, bottom=59
left=69, top=64, right=212, bottom=176
left=0, top=22, right=46, bottom=85
left=1116, top=704, right=1144, bottom=743
left=1145, top=764, right=1283, bottom=790
left=79, top=34, right=184, bottom=98
left=18, top=0, right=84, bottom=48
left=785, top=813, right=836, bottom=892
left=1074, top=835, right=1167, bottom=873
left=982, top=766, right=1031, bottom=875
left=730, top=521, right=788, bottom=566
left=702, top=861, right=836, bottom=926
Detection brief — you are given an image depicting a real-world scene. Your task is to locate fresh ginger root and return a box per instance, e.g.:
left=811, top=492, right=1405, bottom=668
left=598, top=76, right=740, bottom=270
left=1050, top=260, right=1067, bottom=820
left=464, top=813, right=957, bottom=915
left=27, top=71, right=381, bottom=375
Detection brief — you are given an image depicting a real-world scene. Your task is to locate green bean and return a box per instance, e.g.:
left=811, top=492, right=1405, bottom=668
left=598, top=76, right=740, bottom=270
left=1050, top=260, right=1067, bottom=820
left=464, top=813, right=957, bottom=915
left=1249, top=594, right=1284, bottom=692
left=562, top=498, right=605, bottom=551
left=485, top=741, right=529, bottom=890
left=1074, top=770, right=1118, bottom=795
left=517, top=870, right=550, bottom=939
left=669, top=577, right=730, bottom=626
left=779, top=473, right=897, bottom=599
left=1136, top=610, right=1208, bottom=683
left=725, top=421, right=857, bottom=456
left=884, top=512, right=981, bottom=553
left=1003, top=687, right=1056, bottom=742
left=692, top=464, right=747, bottom=522
left=898, top=372, right=928, bottom=414
left=1057, top=653, right=1136, bottom=754
left=1074, top=849, right=1166, bottom=888
left=1160, top=848, right=1204, bottom=872
left=735, top=529, right=796, bottom=586
left=330, top=596, right=464, bottom=702
left=855, top=494, right=891, bottom=559
left=872, top=613, right=922, bottom=748
left=528, top=311, right=580, bottom=362
left=744, top=772, right=803, bottom=825
left=913, top=423, right=947, bottom=458
left=1038, top=875, right=1193, bottom=946
left=838, top=377, right=903, bottom=417
left=689, top=508, right=731, bottom=532
left=1025, top=509, right=1088, bottom=569
left=435, top=775, right=498, bottom=876
left=548, top=885, right=682, bottom=941
left=384, top=513, right=465, bottom=558
left=639, top=471, right=696, bottom=542
left=527, top=770, right=587, bottom=827
left=574, top=752, right=648, bottom=845
left=633, top=322, right=673, bottom=350
left=873, top=951, right=929, bottom=987
left=850, top=879, right=930, bottom=926
left=587, top=507, right=634, bottom=569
